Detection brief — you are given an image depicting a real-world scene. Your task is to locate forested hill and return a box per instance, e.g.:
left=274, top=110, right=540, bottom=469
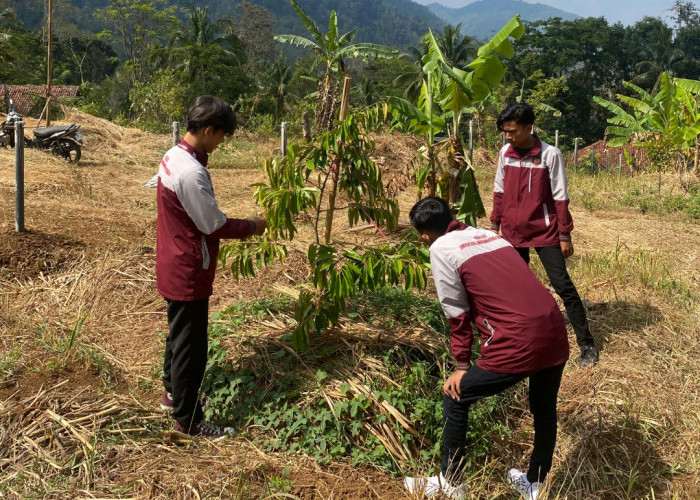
left=425, top=0, right=579, bottom=39
left=10, top=0, right=446, bottom=49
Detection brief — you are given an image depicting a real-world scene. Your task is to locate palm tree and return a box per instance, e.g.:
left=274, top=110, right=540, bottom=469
left=436, top=24, right=478, bottom=68
left=268, top=55, right=295, bottom=116
left=166, top=3, right=239, bottom=82
left=393, top=41, right=429, bottom=102
left=275, top=0, right=397, bottom=132
left=632, top=18, right=685, bottom=92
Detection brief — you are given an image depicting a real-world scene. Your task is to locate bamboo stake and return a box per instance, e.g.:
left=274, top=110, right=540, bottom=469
left=322, top=76, right=352, bottom=245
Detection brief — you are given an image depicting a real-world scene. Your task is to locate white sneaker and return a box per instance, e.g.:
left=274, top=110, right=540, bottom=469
left=507, top=469, right=542, bottom=500
left=403, top=473, right=466, bottom=499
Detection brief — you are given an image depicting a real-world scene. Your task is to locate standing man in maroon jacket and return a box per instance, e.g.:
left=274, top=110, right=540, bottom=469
left=156, top=96, right=266, bottom=437
left=404, top=197, right=568, bottom=500
left=490, top=103, right=599, bottom=367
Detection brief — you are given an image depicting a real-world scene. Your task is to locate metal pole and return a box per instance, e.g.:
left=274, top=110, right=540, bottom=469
left=468, top=119, right=473, bottom=163
left=172, top=121, right=180, bottom=147
left=590, top=146, right=595, bottom=175
left=15, top=121, right=25, bottom=232
left=46, top=0, right=53, bottom=127
left=281, top=121, right=289, bottom=156
left=605, top=149, right=609, bottom=173
left=574, top=138, right=578, bottom=169
left=555, top=129, right=559, bottom=149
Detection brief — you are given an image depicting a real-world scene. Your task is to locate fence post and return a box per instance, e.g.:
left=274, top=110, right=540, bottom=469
left=619, top=153, right=623, bottom=176
left=281, top=121, right=289, bottom=156
left=573, top=138, right=579, bottom=169
left=555, top=129, right=559, bottom=149
left=468, top=119, right=473, bottom=163
left=590, top=146, right=595, bottom=175
left=15, top=121, right=25, bottom=232
left=172, top=121, right=180, bottom=147
left=605, top=149, right=609, bottom=173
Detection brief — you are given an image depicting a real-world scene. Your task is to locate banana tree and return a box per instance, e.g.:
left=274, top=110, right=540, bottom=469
left=275, top=0, right=398, bottom=133
left=389, top=15, right=524, bottom=226
left=593, top=73, right=700, bottom=173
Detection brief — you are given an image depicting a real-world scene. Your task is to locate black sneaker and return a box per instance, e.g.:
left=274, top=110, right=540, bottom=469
left=579, top=345, right=599, bottom=367
left=174, top=420, right=234, bottom=438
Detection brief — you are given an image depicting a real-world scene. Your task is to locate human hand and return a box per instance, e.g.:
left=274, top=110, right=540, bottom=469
left=443, top=369, right=468, bottom=400
left=560, top=240, right=574, bottom=258
left=250, top=216, right=267, bottom=236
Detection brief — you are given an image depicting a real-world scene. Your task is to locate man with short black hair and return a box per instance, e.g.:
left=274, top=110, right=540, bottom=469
left=156, top=95, right=266, bottom=437
left=403, top=196, right=568, bottom=500
left=491, top=102, right=599, bottom=367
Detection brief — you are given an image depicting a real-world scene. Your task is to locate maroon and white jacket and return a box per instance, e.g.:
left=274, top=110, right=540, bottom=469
left=431, top=221, right=569, bottom=374
left=490, top=138, right=574, bottom=248
left=156, top=140, right=254, bottom=301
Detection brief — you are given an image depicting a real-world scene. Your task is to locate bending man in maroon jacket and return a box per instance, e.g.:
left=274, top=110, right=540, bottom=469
left=156, top=96, right=266, bottom=437
left=404, top=197, right=568, bottom=500
left=490, top=103, right=598, bottom=367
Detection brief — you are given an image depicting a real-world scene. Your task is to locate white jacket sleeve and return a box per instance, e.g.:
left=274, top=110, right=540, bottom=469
left=176, top=167, right=228, bottom=235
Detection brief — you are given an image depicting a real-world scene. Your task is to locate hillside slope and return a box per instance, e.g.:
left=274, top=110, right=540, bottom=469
left=9, top=0, right=445, bottom=49
left=424, top=0, right=579, bottom=39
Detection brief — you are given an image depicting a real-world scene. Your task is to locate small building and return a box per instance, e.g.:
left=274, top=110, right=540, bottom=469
left=2, top=85, right=80, bottom=116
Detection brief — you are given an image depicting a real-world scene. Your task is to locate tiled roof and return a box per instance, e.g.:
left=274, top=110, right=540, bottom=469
left=1, top=85, right=80, bottom=115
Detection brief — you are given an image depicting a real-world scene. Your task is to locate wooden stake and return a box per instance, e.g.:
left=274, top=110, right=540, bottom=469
left=323, top=77, right=352, bottom=245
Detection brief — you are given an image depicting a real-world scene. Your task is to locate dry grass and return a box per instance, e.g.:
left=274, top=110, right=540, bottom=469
left=0, top=110, right=699, bottom=498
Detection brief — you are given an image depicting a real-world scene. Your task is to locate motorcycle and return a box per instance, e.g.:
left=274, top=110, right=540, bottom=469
left=0, top=95, right=83, bottom=163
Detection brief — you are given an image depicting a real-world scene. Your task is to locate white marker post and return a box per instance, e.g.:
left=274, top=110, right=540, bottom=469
left=172, top=121, right=180, bottom=147
left=281, top=122, right=289, bottom=156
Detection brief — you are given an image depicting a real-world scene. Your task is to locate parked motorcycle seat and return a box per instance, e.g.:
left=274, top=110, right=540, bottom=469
left=33, top=126, right=73, bottom=138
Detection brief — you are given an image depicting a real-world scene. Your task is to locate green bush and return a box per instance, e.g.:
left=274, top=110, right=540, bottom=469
left=200, top=288, right=514, bottom=474
left=687, top=190, right=700, bottom=219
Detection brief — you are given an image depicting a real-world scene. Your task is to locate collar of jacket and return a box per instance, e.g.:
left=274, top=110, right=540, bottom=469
left=504, top=134, right=543, bottom=160
left=178, top=139, right=209, bottom=167
left=446, top=220, right=469, bottom=233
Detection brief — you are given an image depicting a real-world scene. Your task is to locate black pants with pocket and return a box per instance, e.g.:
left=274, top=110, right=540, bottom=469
left=516, top=246, right=595, bottom=349
left=441, top=363, right=565, bottom=484
left=163, top=298, right=209, bottom=429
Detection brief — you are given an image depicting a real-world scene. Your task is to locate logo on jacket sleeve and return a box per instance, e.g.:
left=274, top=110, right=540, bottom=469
left=161, top=156, right=171, bottom=176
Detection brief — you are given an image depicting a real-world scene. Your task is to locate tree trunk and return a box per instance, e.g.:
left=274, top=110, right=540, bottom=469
left=315, top=73, right=338, bottom=133
left=301, top=112, right=312, bottom=142
left=447, top=138, right=466, bottom=205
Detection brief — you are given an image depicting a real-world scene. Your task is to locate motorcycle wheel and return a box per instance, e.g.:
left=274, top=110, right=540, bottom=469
left=52, top=138, right=81, bottom=163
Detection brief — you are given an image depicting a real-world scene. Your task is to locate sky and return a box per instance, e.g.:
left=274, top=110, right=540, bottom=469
left=413, top=0, right=680, bottom=26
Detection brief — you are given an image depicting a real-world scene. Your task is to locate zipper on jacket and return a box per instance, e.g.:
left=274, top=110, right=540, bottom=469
left=201, top=235, right=210, bottom=269
left=483, top=319, right=496, bottom=346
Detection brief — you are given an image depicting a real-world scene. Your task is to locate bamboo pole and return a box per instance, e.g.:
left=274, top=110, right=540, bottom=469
left=323, top=77, right=352, bottom=245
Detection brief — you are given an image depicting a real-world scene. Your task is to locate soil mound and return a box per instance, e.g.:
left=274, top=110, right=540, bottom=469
left=0, top=229, right=85, bottom=281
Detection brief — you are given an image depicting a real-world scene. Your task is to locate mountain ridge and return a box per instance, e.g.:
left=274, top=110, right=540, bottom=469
left=424, top=0, right=579, bottom=39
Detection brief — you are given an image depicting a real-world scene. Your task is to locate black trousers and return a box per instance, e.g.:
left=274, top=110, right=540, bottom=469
left=441, top=363, right=565, bottom=484
left=163, top=299, right=209, bottom=428
left=516, top=246, right=595, bottom=349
